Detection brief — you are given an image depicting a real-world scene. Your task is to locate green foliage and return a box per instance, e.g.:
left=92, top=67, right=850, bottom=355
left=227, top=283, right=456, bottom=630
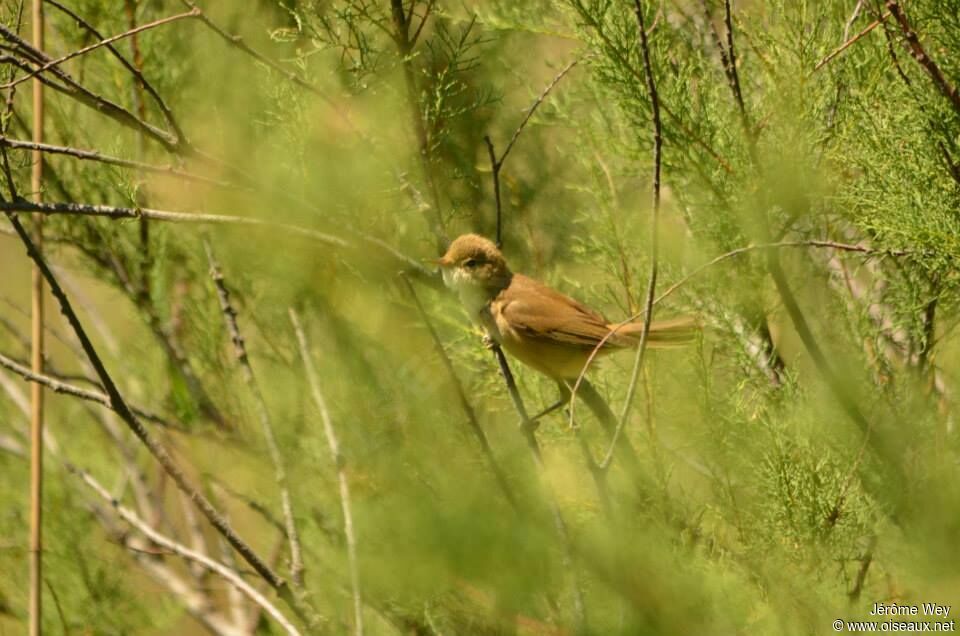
left=1, top=0, right=959, bottom=634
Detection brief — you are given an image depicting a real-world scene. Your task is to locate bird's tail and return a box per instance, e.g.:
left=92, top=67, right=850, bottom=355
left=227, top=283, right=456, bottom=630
left=615, top=315, right=700, bottom=348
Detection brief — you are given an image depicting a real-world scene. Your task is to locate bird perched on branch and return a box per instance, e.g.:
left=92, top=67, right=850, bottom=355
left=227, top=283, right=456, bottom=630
left=436, top=233, right=697, bottom=382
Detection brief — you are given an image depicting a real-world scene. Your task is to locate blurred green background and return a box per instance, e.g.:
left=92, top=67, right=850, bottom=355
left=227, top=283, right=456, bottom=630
left=1, top=0, right=958, bottom=634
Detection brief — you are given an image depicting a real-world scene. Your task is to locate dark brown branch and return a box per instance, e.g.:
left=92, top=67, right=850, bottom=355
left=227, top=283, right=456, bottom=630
left=486, top=58, right=578, bottom=247
left=0, top=47, right=179, bottom=151
left=848, top=535, right=877, bottom=601
left=390, top=0, right=446, bottom=250
left=489, top=344, right=586, bottom=626
left=886, top=1, right=960, bottom=116
left=605, top=0, right=662, bottom=473
left=205, top=240, right=304, bottom=589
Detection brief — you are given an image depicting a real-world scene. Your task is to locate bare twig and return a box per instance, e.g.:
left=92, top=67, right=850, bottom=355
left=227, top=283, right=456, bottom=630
left=68, top=464, right=302, bottom=636
left=390, top=0, right=446, bottom=250
left=398, top=275, right=518, bottom=511
left=3, top=9, right=201, bottom=90
left=0, top=350, right=175, bottom=429
left=0, top=199, right=348, bottom=245
left=289, top=308, right=363, bottom=636
left=814, top=11, right=889, bottom=72
left=205, top=240, right=304, bottom=588
left=43, top=0, right=186, bottom=140
left=0, top=137, right=237, bottom=187
left=848, top=535, right=878, bottom=601
left=486, top=58, right=578, bottom=247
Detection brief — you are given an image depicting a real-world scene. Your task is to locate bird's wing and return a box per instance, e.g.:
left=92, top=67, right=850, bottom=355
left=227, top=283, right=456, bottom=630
left=495, top=275, right=628, bottom=349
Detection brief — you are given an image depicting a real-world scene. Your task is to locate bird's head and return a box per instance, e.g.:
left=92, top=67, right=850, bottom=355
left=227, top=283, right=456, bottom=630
left=435, top=234, right=512, bottom=303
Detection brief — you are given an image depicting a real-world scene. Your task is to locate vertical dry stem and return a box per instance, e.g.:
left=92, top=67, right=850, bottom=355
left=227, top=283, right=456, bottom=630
left=28, top=0, right=44, bottom=633
left=288, top=308, right=363, bottom=636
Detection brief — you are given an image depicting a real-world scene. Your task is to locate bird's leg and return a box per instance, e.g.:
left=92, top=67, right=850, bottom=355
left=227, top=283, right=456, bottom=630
left=529, top=399, right=565, bottom=423
left=481, top=333, right=497, bottom=350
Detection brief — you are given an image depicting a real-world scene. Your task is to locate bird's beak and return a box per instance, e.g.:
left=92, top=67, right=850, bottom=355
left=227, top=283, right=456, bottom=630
left=426, top=256, right=454, bottom=268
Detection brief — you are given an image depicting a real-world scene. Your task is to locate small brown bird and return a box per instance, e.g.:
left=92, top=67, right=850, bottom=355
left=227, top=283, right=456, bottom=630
left=437, top=233, right=696, bottom=381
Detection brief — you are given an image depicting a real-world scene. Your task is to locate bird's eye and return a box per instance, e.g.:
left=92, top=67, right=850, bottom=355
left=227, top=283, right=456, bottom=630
left=463, top=258, right=478, bottom=268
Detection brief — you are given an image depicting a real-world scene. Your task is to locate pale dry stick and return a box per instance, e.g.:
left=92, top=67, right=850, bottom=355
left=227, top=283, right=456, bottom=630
left=485, top=58, right=579, bottom=247
left=68, top=464, right=302, bottom=636
left=0, top=389, right=242, bottom=636
left=0, top=137, right=238, bottom=187
left=813, top=11, right=889, bottom=72
left=205, top=240, right=304, bottom=589
left=3, top=9, right=201, bottom=90
left=288, top=308, right=363, bottom=636
left=1, top=212, right=321, bottom=628
left=398, top=275, right=519, bottom=512
left=28, top=0, right=44, bottom=631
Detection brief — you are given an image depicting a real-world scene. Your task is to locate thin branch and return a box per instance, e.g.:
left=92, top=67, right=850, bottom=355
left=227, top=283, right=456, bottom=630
left=205, top=240, right=304, bottom=589
left=3, top=9, right=201, bottom=90
left=68, top=464, right=302, bottom=636
left=389, top=0, right=446, bottom=250
left=289, top=308, right=363, bottom=636
left=0, top=350, right=175, bottom=428
left=43, top=0, right=186, bottom=140
left=398, top=275, right=518, bottom=511
left=813, top=11, right=889, bottom=72
left=0, top=199, right=348, bottom=245
left=486, top=58, right=578, bottom=247
left=602, top=0, right=662, bottom=473
left=0, top=47, right=179, bottom=151
left=886, top=0, right=960, bottom=116
left=0, top=137, right=237, bottom=187
left=1, top=211, right=320, bottom=627
left=499, top=59, right=579, bottom=169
